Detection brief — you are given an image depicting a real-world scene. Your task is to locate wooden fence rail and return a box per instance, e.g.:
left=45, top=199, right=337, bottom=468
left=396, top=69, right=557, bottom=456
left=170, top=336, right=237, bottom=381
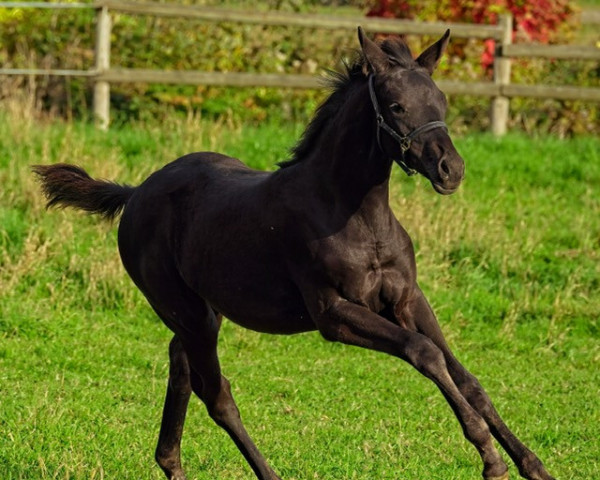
left=99, top=0, right=505, bottom=38
left=1, top=1, right=599, bottom=133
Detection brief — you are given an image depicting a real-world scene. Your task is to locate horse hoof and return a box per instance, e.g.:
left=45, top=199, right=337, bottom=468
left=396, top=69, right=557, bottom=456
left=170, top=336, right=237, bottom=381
left=485, top=472, right=509, bottom=480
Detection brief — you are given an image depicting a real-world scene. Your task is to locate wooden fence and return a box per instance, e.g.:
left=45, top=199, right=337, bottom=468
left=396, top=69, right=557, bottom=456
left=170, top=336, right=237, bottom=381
left=1, top=1, right=599, bottom=134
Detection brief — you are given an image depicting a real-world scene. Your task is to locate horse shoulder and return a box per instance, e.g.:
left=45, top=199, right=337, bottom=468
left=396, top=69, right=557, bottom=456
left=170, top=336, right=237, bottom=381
left=287, top=209, right=417, bottom=316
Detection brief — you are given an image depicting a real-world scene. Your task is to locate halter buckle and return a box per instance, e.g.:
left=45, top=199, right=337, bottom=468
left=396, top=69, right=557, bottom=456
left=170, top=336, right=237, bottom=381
left=400, top=138, right=411, bottom=153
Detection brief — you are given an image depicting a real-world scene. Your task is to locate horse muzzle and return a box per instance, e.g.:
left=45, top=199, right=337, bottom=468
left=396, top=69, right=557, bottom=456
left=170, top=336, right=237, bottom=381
left=430, top=153, right=465, bottom=195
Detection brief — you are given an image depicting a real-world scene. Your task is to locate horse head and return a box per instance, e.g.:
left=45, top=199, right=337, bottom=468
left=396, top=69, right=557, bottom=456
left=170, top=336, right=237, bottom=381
left=359, top=28, right=465, bottom=194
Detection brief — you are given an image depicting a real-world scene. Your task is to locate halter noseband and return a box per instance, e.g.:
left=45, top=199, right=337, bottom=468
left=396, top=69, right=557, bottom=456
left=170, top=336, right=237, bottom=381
left=368, top=74, right=447, bottom=176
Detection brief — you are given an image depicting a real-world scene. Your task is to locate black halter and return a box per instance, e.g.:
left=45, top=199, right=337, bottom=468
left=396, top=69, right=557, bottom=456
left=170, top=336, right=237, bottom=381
left=368, top=74, right=447, bottom=176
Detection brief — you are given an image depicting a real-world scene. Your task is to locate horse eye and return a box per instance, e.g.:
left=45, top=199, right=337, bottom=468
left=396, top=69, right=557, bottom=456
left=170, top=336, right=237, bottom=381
left=390, top=103, right=406, bottom=115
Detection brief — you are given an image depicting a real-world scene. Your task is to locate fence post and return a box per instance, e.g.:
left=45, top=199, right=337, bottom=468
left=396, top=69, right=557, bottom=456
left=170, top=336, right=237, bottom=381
left=93, top=5, right=111, bottom=130
left=491, top=14, right=512, bottom=137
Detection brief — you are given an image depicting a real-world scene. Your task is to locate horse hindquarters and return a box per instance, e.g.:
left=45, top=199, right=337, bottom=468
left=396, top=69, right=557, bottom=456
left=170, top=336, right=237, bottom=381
left=117, top=206, right=283, bottom=480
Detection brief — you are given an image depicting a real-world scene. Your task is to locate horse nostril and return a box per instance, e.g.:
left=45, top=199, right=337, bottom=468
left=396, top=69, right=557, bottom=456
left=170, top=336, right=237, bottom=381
left=438, top=158, right=450, bottom=180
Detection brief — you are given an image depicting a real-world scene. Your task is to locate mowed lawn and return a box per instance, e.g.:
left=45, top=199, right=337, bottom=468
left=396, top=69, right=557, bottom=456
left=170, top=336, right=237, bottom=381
left=1, top=111, right=599, bottom=480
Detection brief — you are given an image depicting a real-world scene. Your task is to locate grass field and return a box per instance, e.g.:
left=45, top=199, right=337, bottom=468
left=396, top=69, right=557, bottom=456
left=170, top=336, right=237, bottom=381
left=1, top=109, right=599, bottom=480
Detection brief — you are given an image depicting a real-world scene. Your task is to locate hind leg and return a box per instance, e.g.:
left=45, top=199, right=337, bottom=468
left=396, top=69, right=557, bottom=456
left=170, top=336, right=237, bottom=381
left=155, top=335, right=192, bottom=480
left=151, top=284, right=282, bottom=480
left=180, top=313, right=283, bottom=480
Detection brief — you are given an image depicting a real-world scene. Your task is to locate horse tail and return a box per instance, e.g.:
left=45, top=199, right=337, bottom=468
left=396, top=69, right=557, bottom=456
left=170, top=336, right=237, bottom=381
left=32, top=163, right=136, bottom=221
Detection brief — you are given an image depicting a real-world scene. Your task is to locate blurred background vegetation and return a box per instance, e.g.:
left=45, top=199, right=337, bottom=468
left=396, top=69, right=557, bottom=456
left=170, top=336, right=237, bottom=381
left=0, top=0, right=598, bottom=135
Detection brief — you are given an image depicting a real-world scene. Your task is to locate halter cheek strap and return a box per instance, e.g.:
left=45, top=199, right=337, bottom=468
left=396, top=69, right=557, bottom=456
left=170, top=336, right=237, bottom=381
left=368, top=74, right=447, bottom=176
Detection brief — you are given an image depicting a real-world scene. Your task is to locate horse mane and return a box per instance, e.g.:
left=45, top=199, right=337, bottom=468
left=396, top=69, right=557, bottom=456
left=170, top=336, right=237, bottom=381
left=279, top=36, right=415, bottom=168
left=278, top=59, right=363, bottom=168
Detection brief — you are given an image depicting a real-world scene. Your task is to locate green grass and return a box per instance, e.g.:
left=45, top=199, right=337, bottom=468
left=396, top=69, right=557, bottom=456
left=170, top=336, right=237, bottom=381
left=1, top=110, right=599, bottom=480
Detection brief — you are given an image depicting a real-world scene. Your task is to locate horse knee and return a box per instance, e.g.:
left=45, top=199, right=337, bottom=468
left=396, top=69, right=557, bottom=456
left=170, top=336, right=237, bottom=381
left=405, top=337, right=447, bottom=375
left=450, top=365, right=495, bottom=417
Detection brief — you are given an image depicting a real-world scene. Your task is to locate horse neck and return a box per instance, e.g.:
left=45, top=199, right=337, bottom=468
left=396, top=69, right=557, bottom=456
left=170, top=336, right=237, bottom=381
left=304, top=82, right=393, bottom=212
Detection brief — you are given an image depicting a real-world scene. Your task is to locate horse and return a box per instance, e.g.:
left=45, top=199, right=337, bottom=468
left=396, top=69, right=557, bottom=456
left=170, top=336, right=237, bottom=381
left=33, top=28, right=555, bottom=480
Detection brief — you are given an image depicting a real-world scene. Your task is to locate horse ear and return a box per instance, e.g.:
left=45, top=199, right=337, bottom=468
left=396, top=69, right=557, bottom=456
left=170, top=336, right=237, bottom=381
left=416, top=29, right=450, bottom=75
left=358, top=26, right=389, bottom=75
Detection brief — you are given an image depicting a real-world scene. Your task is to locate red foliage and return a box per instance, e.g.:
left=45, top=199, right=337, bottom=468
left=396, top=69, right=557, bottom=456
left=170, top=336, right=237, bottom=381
left=445, top=0, right=574, bottom=43
left=367, top=0, right=413, bottom=19
left=367, top=0, right=575, bottom=70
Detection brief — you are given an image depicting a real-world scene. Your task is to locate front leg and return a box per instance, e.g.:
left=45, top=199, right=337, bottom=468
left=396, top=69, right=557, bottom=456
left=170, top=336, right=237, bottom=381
left=402, top=288, right=556, bottom=480
left=313, top=298, right=509, bottom=480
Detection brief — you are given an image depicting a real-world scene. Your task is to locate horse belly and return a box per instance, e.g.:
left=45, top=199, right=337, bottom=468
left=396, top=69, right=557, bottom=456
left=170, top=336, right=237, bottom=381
left=179, top=218, right=315, bottom=335
left=219, top=298, right=315, bottom=335
left=193, top=264, right=315, bottom=335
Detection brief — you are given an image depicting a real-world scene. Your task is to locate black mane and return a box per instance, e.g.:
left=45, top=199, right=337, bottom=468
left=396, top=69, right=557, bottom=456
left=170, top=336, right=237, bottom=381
left=279, top=36, right=416, bottom=168
left=278, top=59, right=364, bottom=168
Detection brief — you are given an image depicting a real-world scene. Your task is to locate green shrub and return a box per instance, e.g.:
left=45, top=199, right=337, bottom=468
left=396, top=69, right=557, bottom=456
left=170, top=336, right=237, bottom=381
left=0, top=2, right=354, bottom=124
left=0, top=0, right=597, bottom=133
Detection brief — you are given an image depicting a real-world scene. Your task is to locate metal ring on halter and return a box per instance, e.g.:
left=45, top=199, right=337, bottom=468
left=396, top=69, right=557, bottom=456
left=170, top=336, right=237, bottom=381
left=368, top=75, right=447, bottom=176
